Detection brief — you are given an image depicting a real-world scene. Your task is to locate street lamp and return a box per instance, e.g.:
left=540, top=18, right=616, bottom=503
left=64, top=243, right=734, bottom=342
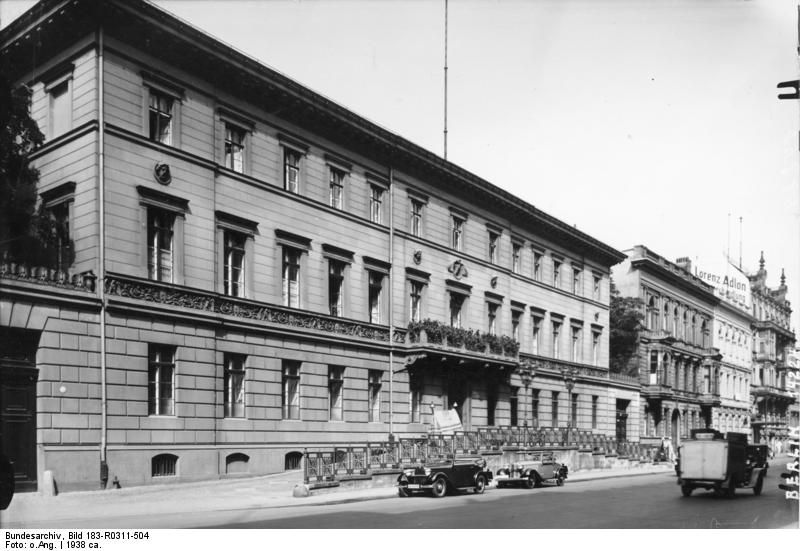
left=562, top=367, right=577, bottom=446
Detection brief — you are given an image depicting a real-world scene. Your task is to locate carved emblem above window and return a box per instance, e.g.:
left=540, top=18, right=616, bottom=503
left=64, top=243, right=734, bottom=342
left=413, top=250, right=422, bottom=265
left=490, top=275, right=498, bottom=288
left=154, top=162, right=172, bottom=185
left=448, top=259, right=468, bottom=280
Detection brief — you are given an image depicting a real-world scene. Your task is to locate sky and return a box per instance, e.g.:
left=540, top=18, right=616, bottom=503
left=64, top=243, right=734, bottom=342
left=2, top=0, right=799, bottom=332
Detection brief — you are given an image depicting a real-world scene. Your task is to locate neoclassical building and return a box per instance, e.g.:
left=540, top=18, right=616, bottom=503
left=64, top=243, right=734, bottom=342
left=611, top=246, right=721, bottom=447
left=0, top=0, right=627, bottom=492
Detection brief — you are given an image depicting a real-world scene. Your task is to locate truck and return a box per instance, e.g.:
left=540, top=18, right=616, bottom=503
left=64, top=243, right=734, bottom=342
left=676, top=429, right=768, bottom=498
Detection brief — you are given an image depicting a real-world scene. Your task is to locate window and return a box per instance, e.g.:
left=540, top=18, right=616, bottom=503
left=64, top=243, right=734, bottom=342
left=487, top=303, right=498, bottom=334
left=368, top=370, right=382, bottom=422
left=571, top=326, right=581, bottom=363
left=328, top=260, right=345, bottom=316
left=147, top=208, right=174, bottom=282
left=284, top=149, right=301, bottom=193
left=451, top=216, right=464, bottom=251
left=328, top=366, right=344, bottom=421
left=368, top=271, right=383, bottom=324
left=149, top=90, right=174, bottom=145
left=592, top=396, right=598, bottom=429
left=511, top=310, right=521, bottom=342
left=552, top=320, right=562, bottom=359
left=223, top=230, right=246, bottom=297
left=48, top=79, right=71, bottom=139
left=224, top=124, right=245, bottom=172
left=571, top=393, right=578, bottom=427
left=487, top=385, right=497, bottom=426
left=282, top=248, right=301, bottom=308
left=573, top=267, right=582, bottom=295
left=510, top=387, right=519, bottom=426
left=152, top=454, right=178, bottom=478
left=370, top=185, right=383, bottom=224
left=409, top=280, right=424, bottom=322
left=533, top=250, right=543, bottom=281
left=40, top=183, right=75, bottom=272
left=512, top=242, right=522, bottom=273
left=593, top=274, right=601, bottom=301
left=410, top=374, right=423, bottom=424
left=488, top=231, right=499, bottom=264
left=592, top=331, right=601, bottom=367
left=553, top=259, right=561, bottom=288
left=449, top=293, right=466, bottom=328
left=531, top=389, right=540, bottom=427
left=224, top=354, right=245, bottom=418
left=551, top=391, right=560, bottom=426
left=148, top=345, right=175, bottom=416
left=329, top=167, right=345, bottom=209
left=282, top=361, right=300, bottom=420
left=410, top=199, right=423, bottom=237
left=532, top=315, right=543, bottom=355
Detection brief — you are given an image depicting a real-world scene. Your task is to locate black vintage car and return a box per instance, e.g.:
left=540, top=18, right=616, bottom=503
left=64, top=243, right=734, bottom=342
left=397, top=456, right=493, bottom=498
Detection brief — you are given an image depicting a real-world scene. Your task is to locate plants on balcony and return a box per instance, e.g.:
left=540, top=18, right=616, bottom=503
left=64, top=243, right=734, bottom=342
left=406, top=319, right=519, bottom=358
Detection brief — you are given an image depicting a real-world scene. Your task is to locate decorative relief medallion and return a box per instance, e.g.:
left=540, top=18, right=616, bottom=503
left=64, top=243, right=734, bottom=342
left=448, top=259, right=468, bottom=280
left=154, top=162, right=172, bottom=185
left=490, top=275, right=498, bottom=288
left=413, top=250, right=422, bottom=265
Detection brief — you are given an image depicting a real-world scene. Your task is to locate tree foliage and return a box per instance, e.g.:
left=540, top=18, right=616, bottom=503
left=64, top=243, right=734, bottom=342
left=609, top=279, right=645, bottom=377
left=0, top=73, right=71, bottom=268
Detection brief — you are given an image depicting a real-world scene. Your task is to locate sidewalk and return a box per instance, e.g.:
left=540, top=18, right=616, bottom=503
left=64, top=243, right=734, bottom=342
left=1, top=463, right=675, bottom=528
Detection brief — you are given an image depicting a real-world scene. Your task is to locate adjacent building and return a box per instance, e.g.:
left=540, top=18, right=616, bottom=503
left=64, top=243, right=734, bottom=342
left=0, top=0, right=626, bottom=492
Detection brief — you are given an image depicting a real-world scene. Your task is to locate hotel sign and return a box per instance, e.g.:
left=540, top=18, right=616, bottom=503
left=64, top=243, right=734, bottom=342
left=693, top=255, right=751, bottom=311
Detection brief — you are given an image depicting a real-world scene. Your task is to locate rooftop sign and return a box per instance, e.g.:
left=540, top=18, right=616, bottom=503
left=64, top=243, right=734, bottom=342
left=693, top=254, right=751, bottom=312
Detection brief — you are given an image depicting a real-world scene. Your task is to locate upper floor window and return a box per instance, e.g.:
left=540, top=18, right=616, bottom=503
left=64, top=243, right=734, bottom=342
left=149, top=90, right=174, bottom=145
left=224, top=354, right=245, bottom=418
left=551, top=391, right=560, bottom=426
left=368, top=370, right=382, bottom=422
left=593, top=273, right=602, bottom=301
left=368, top=271, right=384, bottom=324
left=282, top=248, right=302, bottom=308
left=450, top=292, right=466, bottom=328
left=532, top=314, right=543, bottom=355
left=533, top=250, right=543, bottom=281
left=328, top=366, right=345, bottom=421
left=410, top=280, right=424, bottom=323
left=48, top=78, right=72, bottom=139
left=552, top=320, right=562, bottom=358
left=370, top=185, right=384, bottom=224
left=138, top=186, right=188, bottom=285
left=487, top=303, right=499, bottom=335
left=282, top=360, right=301, bottom=420
left=328, top=260, right=346, bottom=317
left=592, top=331, right=601, bottom=366
left=147, top=208, right=174, bottom=282
left=451, top=216, right=464, bottom=251
left=223, top=230, right=246, bottom=297
left=571, top=326, right=582, bottom=363
left=148, top=345, right=175, bottom=416
left=553, top=259, right=562, bottom=288
left=572, top=267, right=582, bottom=295
left=284, top=149, right=301, bottom=194
left=488, top=231, right=499, bottom=264
left=410, top=199, right=424, bottom=237
left=512, top=242, right=522, bottom=273
left=531, top=389, right=540, bottom=427
left=224, top=124, right=245, bottom=173
left=511, top=310, right=521, bottom=342
left=40, top=182, right=76, bottom=272
left=329, top=167, right=345, bottom=210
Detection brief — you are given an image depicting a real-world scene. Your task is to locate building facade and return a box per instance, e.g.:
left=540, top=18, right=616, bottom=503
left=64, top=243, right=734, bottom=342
left=611, top=246, right=721, bottom=447
left=0, top=0, right=626, bottom=492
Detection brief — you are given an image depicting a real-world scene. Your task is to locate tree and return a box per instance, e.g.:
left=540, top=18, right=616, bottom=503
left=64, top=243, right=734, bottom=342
left=0, top=73, right=70, bottom=269
left=609, top=279, right=645, bottom=377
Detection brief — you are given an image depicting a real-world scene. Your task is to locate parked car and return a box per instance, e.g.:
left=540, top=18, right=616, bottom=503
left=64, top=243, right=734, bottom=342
left=397, top=456, right=492, bottom=498
left=494, top=451, right=568, bottom=489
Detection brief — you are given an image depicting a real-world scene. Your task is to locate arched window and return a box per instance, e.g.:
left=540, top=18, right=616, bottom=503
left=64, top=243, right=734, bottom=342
left=225, top=453, right=250, bottom=474
left=285, top=451, right=303, bottom=471
left=647, top=296, right=657, bottom=330
left=691, top=315, right=697, bottom=344
left=151, top=453, right=178, bottom=477
left=662, top=301, right=670, bottom=331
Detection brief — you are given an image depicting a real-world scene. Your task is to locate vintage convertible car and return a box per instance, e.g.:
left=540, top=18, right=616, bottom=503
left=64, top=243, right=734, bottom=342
left=397, top=456, right=492, bottom=498
left=494, top=451, right=568, bottom=488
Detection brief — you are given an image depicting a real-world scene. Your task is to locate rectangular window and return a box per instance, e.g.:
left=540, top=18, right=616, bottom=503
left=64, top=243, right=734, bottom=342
left=224, top=124, right=245, bottom=173
left=571, top=326, right=581, bottom=363
left=449, top=293, right=465, bottom=328
left=282, top=361, right=300, bottom=420
left=148, top=90, right=173, bottom=145
left=531, top=389, right=540, bottom=427
left=368, top=271, right=383, bottom=324
left=451, top=216, right=464, bottom=251
left=410, top=199, right=423, bottom=237
left=487, top=303, right=498, bottom=334
left=553, top=259, right=561, bottom=288
left=510, top=387, right=519, bottom=426
left=328, top=366, right=344, bottom=421
left=551, top=391, right=560, bottom=427
left=49, top=80, right=70, bottom=138
left=573, top=268, right=582, bottom=295
left=223, top=230, right=246, bottom=297
left=282, top=248, right=301, bottom=308
left=47, top=201, right=72, bottom=271
left=532, top=315, right=543, bottom=355
left=487, top=385, right=497, bottom=426
left=410, top=375, right=422, bottom=424
left=512, top=242, right=522, bottom=273
left=368, top=370, right=382, bottom=422
left=409, top=281, right=423, bottom=323
left=370, top=185, right=383, bottom=224
left=552, top=321, right=561, bottom=359
left=328, top=260, right=345, bottom=316
left=592, top=396, right=598, bottom=429
left=329, top=167, right=345, bottom=209
left=224, top=354, right=245, bottom=418
left=284, top=149, right=301, bottom=193
left=593, top=274, right=601, bottom=301
left=511, top=310, right=521, bottom=342
left=148, top=345, right=175, bottom=416
left=147, top=208, right=174, bottom=282
left=533, top=250, right=543, bottom=281
left=571, top=393, right=578, bottom=427
left=592, top=332, right=601, bottom=367
left=488, top=231, right=499, bottom=264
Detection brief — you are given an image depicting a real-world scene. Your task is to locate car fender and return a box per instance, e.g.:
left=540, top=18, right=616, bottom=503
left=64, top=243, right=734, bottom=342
left=431, top=472, right=450, bottom=486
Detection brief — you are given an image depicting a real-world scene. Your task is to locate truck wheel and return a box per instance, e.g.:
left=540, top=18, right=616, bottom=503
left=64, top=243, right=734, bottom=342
left=681, top=485, right=693, bottom=497
left=473, top=475, right=486, bottom=494
left=431, top=478, right=447, bottom=498
left=753, top=474, right=764, bottom=496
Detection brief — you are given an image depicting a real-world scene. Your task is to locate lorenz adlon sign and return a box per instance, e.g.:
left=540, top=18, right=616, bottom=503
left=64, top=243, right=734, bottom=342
left=692, top=256, right=751, bottom=310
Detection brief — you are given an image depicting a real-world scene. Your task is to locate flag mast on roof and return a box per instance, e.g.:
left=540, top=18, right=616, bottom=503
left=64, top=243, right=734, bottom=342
left=444, top=0, right=449, bottom=160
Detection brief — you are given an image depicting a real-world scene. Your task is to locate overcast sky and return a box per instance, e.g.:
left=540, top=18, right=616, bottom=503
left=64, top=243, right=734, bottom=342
left=2, top=0, right=799, bottom=331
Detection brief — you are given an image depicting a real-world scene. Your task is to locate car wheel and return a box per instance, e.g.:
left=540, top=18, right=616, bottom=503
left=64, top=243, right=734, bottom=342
left=725, top=477, right=736, bottom=499
left=753, top=474, right=764, bottom=496
left=681, top=484, right=693, bottom=497
left=473, top=475, right=486, bottom=494
left=398, top=486, right=411, bottom=498
left=524, top=476, right=534, bottom=489
left=533, top=473, right=543, bottom=488
left=556, top=476, right=565, bottom=487
left=431, top=478, right=447, bottom=498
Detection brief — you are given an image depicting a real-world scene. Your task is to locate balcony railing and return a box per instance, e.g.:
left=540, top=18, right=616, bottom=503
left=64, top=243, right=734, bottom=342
left=406, top=320, right=519, bottom=359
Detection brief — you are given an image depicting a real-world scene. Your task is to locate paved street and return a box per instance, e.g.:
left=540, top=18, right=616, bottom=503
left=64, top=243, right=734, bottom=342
left=206, top=470, right=797, bottom=529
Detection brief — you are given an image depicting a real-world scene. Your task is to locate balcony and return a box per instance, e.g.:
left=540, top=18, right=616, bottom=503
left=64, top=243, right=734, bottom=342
left=641, top=383, right=674, bottom=400
left=697, top=393, right=722, bottom=407
left=751, top=384, right=796, bottom=401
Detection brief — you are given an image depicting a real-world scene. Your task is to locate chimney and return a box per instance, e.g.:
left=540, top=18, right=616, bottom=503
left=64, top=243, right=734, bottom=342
left=675, top=256, right=692, bottom=274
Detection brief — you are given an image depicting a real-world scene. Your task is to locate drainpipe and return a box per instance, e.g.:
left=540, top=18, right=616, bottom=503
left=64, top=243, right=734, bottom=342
left=98, top=24, right=109, bottom=489
left=388, top=166, right=395, bottom=442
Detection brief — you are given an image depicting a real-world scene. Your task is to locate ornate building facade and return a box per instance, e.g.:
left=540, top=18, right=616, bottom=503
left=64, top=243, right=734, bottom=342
left=0, top=0, right=627, bottom=492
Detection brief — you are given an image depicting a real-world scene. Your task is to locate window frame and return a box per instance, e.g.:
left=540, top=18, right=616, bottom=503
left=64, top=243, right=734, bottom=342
left=282, top=360, right=301, bottom=420
left=551, top=318, right=562, bottom=359
left=450, top=211, right=466, bottom=251
left=368, top=369, right=382, bottom=422
left=328, top=366, right=345, bottom=422
left=40, top=182, right=76, bottom=272
left=224, top=354, right=246, bottom=419
left=216, top=211, right=258, bottom=298
left=369, top=184, right=384, bottom=224
left=488, top=230, right=500, bottom=264
left=511, top=241, right=522, bottom=274
left=148, top=345, right=176, bottom=417
left=138, top=186, right=188, bottom=284
left=532, top=248, right=544, bottom=281
left=46, top=71, right=73, bottom=140
left=329, top=166, right=346, bottom=210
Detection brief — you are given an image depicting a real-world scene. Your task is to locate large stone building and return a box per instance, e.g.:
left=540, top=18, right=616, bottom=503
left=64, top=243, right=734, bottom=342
left=611, top=246, right=721, bottom=447
left=0, top=0, right=627, bottom=492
